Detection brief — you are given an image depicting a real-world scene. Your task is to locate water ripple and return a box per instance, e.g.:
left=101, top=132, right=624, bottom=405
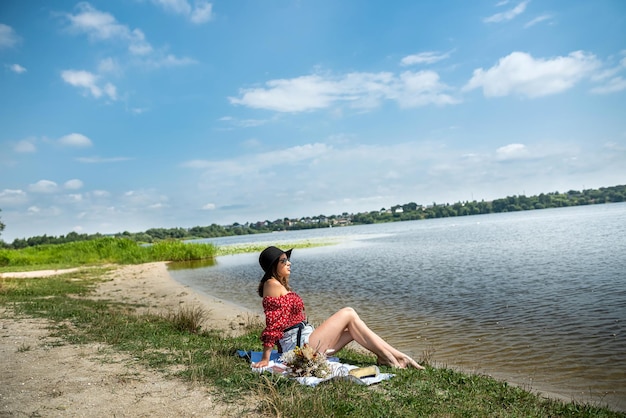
left=171, top=203, right=626, bottom=412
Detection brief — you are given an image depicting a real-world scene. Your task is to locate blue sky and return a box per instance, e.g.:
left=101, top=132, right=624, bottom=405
left=1, top=0, right=625, bottom=241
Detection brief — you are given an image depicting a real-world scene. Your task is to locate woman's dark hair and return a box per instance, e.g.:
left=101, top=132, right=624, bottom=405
left=257, top=260, right=291, bottom=297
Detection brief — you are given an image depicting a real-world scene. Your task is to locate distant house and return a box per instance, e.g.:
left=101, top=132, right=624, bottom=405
left=332, top=218, right=351, bottom=226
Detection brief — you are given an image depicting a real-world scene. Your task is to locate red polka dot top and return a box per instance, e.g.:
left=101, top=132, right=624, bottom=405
left=260, top=292, right=307, bottom=348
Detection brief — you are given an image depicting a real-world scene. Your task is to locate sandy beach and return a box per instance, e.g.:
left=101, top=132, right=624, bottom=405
left=0, top=262, right=264, bottom=417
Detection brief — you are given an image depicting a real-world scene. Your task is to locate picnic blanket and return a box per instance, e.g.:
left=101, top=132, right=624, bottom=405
left=237, top=350, right=395, bottom=387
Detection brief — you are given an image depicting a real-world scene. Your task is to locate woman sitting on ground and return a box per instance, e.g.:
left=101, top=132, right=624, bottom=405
left=252, top=246, right=424, bottom=370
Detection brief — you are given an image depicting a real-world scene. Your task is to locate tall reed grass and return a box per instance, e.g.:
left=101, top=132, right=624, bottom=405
left=0, top=237, right=216, bottom=270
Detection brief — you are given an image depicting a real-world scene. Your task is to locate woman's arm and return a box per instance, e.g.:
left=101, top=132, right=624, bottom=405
left=253, top=280, right=287, bottom=368
left=252, top=346, right=274, bottom=368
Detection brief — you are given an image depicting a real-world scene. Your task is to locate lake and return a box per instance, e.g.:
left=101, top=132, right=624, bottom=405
left=169, top=203, right=626, bottom=411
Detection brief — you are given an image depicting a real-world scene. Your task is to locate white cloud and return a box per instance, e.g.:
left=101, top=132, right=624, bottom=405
left=184, top=141, right=448, bottom=214
left=25, top=206, right=62, bottom=217
left=61, top=69, right=98, bottom=95
left=590, top=77, right=626, bottom=94
left=230, top=74, right=341, bottom=112
left=190, top=2, right=214, bottom=24
left=14, top=140, right=36, bottom=153
left=0, top=24, right=20, bottom=49
left=202, top=203, right=216, bottom=210
left=152, top=0, right=192, bottom=14
left=237, top=119, right=268, bottom=128
left=29, top=180, right=58, bottom=193
left=122, top=189, right=169, bottom=208
left=183, top=143, right=332, bottom=173
left=496, top=143, right=529, bottom=160
left=143, top=54, right=197, bottom=69
left=98, top=57, right=120, bottom=74
left=103, top=82, right=117, bottom=99
left=91, top=190, right=110, bottom=197
left=484, top=0, right=530, bottom=23
left=127, top=29, right=152, bottom=55
left=65, top=3, right=125, bottom=39
left=394, top=71, right=459, bottom=107
left=6, top=63, right=27, bottom=74
left=65, top=3, right=153, bottom=55
left=64, top=179, right=84, bottom=190
left=0, top=189, right=28, bottom=206
left=524, top=14, right=552, bottom=28
left=150, top=0, right=214, bottom=24
left=60, top=2, right=205, bottom=103
left=63, top=4, right=196, bottom=71
left=271, top=143, right=331, bottom=164
left=61, top=69, right=118, bottom=100
left=463, top=51, right=600, bottom=98
left=229, top=70, right=458, bottom=113
left=67, top=194, right=83, bottom=202
left=400, top=51, right=452, bottom=66
left=59, top=133, right=93, bottom=147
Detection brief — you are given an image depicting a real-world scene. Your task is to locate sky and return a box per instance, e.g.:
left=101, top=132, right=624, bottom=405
left=1, top=0, right=625, bottom=241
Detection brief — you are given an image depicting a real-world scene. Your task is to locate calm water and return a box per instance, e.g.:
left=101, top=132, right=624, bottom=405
left=169, top=203, right=626, bottom=411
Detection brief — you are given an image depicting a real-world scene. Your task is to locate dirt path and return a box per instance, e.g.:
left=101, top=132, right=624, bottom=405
left=0, top=263, right=264, bottom=417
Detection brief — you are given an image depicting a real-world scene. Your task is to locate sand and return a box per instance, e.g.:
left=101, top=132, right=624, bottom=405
left=0, top=263, right=264, bottom=417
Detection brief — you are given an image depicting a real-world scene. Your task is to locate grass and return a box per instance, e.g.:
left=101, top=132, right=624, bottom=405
left=214, top=240, right=336, bottom=257
left=0, top=237, right=217, bottom=271
left=1, top=269, right=623, bottom=417
left=0, top=237, right=327, bottom=272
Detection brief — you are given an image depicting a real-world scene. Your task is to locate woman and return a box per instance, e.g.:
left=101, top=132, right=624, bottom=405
left=252, top=246, right=424, bottom=370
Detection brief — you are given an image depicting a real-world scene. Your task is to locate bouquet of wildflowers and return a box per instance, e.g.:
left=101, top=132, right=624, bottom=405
left=279, top=344, right=331, bottom=378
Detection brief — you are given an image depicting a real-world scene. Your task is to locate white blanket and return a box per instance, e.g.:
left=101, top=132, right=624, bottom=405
left=251, top=359, right=395, bottom=387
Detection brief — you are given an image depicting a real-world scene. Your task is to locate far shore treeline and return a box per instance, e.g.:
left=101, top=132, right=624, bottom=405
left=1, top=184, right=624, bottom=249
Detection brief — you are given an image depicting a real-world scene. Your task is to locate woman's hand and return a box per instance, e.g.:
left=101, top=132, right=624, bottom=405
left=253, top=346, right=273, bottom=368
left=252, top=359, right=270, bottom=368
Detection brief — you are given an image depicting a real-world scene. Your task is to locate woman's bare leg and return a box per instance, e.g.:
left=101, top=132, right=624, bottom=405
left=308, top=307, right=424, bottom=369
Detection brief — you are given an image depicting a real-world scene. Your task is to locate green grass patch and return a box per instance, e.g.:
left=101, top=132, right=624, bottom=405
left=0, top=237, right=331, bottom=272
left=215, top=240, right=336, bottom=257
left=0, top=237, right=217, bottom=271
left=1, top=269, right=623, bottom=417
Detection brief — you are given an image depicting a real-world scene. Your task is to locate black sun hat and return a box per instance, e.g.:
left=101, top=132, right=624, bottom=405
left=259, top=246, right=293, bottom=273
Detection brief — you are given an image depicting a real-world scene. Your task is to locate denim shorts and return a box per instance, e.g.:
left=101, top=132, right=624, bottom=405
left=278, top=322, right=314, bottom=353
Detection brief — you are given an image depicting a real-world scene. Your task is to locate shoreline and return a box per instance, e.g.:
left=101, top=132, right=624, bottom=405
left=163, top=264, right=623, bottom=412
left=1, top=262, right=262, bottom=336
left=2, top=263, right=623, bottom=413
left=95, top=262, right=263, bottom=336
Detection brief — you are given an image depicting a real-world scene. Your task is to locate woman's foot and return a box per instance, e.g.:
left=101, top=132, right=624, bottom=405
left=377, top=352, right=425, bottom=370
left=376, top=355, right=401, bottom=368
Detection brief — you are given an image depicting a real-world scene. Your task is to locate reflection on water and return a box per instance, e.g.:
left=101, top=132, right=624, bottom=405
left=168, top=258, right=216, bottom=271
left=169, top=203, right=626, bottom=411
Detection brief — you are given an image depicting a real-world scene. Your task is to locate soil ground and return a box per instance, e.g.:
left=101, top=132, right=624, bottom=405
left=0, top=263, right=264, bottom=417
